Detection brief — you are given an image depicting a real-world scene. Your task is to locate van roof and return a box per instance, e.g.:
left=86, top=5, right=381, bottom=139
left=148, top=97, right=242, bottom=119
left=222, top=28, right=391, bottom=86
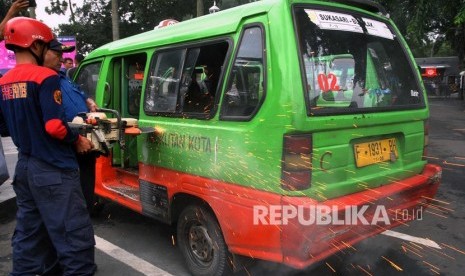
left=87, top=0, right=387, bottom=59
left=86, top=0, right=273, bottom=59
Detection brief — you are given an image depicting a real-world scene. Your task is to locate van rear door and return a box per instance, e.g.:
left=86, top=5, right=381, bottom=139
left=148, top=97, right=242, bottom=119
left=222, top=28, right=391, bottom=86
left=293, top=7, right=427, bottom=200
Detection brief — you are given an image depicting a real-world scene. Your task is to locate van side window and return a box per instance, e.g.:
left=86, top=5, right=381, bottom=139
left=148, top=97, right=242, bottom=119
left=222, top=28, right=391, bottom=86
left=146, top=49, right=185, bottom=113
left=126, top=57, right=146, bottom=116
left=144, top=41, right=229, bottom=118
left=74, top=62, right=102, bottom=100
left=221, top=26, right=265, bottom=120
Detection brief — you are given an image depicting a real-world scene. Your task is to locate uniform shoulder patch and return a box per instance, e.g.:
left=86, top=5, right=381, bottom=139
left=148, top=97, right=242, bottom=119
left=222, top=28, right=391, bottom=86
left=53, top=90, right=62, bottom=105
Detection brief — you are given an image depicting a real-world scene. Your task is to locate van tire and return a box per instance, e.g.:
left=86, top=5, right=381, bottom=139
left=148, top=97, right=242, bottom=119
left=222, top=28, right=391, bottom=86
left=177, top=205, right=230, bottom=276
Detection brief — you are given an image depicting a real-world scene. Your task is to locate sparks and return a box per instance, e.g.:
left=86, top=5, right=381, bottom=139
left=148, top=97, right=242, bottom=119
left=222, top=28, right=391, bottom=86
left=422, top=155, right=440, bottom=160
left=325, top=262, right=336, bottom=273
left=441, top=243, right=465, bottom=255
left=422, top=261, right=439, bottom=271
left=424, top=209, right=448, bottom=219
left=443, top=160, right=465, bottom=167
left=356, top=265, right=373, bottom=276
left=401, top=245, right=423, bottom=258
left=419, top=202, right=454, bottom=213
left=420, top=196, right=450, bottom=205
left=340, top=240, right=357, bottom=251
left=382, top=256, right=403, bottom=271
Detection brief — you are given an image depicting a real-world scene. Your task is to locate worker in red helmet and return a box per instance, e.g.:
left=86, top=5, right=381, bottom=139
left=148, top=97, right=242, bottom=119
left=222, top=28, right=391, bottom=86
left=0, top=17, right=96, bottom=275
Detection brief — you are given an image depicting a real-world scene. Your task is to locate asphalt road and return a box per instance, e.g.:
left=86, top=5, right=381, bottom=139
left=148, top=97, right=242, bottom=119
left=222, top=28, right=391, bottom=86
left=1, top=95, right=465, bottom=275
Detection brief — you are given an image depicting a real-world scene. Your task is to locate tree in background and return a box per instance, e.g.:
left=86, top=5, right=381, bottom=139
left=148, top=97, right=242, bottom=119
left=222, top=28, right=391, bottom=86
left=46, top=0, right=254, bottom=53
left=376, top=0, right=464, bottom=68
left=47, top=0, right=199, bottom=53
left=46, top=0, right=464, bottom=69
left=0, top=1, right=7, bottom=18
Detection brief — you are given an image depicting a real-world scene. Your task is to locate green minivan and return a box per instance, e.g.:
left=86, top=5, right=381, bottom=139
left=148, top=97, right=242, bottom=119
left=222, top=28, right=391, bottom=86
left=72, top=0, right=442, bottom=275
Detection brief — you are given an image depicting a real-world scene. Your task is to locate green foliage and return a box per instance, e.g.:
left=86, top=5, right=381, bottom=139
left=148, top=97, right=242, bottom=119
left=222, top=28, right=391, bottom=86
left=50, top=0, right=112, bottom=53
left=375, top=0, right=464, bottom=68
left=45, top=0, right=464, bottom=69
left=45, top=0, right=68, bottom=15
left=49, top=0, right=200, bottom=53
left=47, top=0, right=254, bottom=53
left=455, top=5, right=465, bottom=24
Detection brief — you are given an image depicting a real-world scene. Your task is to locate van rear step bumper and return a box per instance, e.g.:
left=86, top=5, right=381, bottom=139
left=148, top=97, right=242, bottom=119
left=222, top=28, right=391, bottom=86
left=280, top=163, right=441, bottom=269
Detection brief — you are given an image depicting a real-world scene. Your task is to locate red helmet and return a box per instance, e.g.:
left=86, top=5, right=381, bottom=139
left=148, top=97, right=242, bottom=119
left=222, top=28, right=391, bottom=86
left=3, top=17, right=54, bottom=50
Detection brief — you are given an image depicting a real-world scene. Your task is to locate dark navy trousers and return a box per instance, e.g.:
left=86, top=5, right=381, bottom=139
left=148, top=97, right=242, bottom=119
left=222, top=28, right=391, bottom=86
left=10, top=153, right=96, bottom=276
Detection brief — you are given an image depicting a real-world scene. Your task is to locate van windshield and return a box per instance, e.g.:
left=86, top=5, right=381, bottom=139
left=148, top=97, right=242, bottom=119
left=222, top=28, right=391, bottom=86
left=294, top=7, right=424, bottom=114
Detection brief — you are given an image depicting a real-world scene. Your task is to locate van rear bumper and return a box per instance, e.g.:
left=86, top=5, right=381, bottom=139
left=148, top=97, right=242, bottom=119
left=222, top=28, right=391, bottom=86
left=280, top=163, right=441, bottom=269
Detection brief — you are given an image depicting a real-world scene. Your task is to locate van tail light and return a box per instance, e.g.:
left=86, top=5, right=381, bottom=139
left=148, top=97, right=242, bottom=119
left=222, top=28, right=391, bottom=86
left=281, top=134, right=312, bottom=191
left=423, top=119, right=429, bottom=160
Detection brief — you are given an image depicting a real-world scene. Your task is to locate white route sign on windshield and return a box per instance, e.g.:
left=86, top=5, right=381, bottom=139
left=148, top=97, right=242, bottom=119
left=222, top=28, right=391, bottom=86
left=305, top=9, right=394, bottom=40
left=362, top=18, right=394, bottom=40
left=305, top=9, right=363, bottom=33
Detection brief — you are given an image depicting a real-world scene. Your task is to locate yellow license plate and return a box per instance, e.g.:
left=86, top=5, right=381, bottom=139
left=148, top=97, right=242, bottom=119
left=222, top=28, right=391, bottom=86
left=354, top=138, right=398, bottom=167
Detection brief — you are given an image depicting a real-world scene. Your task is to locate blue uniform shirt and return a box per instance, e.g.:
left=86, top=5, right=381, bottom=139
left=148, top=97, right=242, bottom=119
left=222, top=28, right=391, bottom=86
left=0, top=64, right=79, bottom=170
left=58, top=71, right=89, bottom=122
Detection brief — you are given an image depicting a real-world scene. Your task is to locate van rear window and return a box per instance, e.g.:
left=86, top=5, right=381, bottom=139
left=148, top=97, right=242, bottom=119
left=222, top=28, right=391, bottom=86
left=294, top=7, right=425, bottom=114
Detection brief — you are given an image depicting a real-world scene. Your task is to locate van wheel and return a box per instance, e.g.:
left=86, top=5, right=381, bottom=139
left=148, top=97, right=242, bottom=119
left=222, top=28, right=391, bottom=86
left=177, top=205, right=229, bottom=276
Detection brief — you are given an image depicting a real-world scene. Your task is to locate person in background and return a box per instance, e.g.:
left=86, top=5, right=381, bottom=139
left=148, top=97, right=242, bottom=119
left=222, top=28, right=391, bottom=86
left=67, top=53, right=85, bottom=79
left=44, top=39, right=99, bottom=215
left=62, top=56, right=74, bottom=71
left=0, top=0, right=29, bottom=41
left=0, top=17, right=96, bottom=275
